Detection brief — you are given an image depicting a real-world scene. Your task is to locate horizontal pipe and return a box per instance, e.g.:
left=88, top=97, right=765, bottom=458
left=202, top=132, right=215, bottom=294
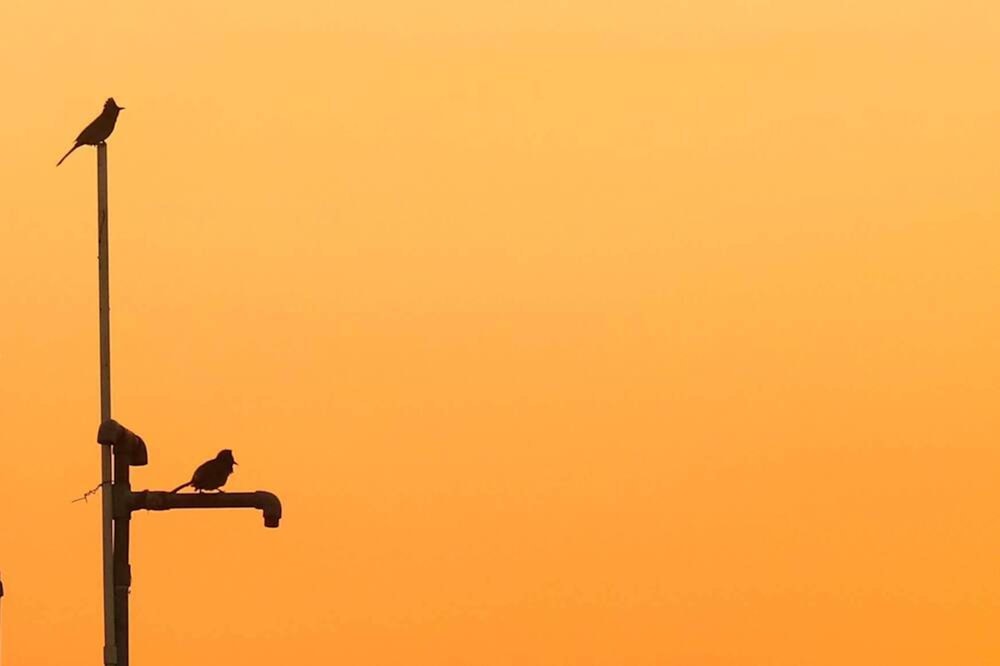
left=129, top=491, right=282, bottom=528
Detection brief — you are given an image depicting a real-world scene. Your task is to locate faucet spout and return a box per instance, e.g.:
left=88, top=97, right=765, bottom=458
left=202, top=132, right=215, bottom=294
left=129, top=490, right=283, bottom=527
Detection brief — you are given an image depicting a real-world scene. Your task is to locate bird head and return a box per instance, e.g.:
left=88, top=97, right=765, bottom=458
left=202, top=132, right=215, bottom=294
left=105, top=98, right=125, bottom=112
left=217, top=449, right=238, bottom=466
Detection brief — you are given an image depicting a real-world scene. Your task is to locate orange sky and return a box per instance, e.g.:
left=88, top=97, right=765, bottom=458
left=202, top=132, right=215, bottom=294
left=1, top=1, right=1000, bottom=664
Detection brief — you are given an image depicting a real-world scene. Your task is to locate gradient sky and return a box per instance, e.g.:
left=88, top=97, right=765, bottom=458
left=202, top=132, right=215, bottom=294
left=1, top=1, right=999, bottom=664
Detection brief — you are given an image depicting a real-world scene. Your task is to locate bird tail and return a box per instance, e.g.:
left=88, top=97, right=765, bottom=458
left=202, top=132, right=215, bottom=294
left=170, top=482, right=191, bottom=494
left=56, top=144, right=79, bottom=167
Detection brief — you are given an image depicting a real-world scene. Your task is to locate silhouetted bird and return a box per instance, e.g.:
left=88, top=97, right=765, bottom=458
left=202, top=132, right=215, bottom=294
left=170, top=449, right=238, bottom=493
left=56, top=98, right=125, bottom=166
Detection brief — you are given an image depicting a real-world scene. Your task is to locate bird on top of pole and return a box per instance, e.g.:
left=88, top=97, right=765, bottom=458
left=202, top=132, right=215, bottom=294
left=56, top=98, right=125, bottom=166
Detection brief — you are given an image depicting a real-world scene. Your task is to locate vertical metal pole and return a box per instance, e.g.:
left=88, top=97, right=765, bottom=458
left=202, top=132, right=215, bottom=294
left=0, top=572, right=5, bottom=666
left=98, top=142, right=117, bottom=665
left=113, top=453, right=131, bottom=666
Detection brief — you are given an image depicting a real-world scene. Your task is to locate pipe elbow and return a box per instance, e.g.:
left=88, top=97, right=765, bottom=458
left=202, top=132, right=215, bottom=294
left=254, top=491, right=282, bottom=528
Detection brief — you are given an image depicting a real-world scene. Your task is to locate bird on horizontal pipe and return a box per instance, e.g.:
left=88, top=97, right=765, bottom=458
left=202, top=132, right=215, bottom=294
left=170, top=450, right=238, bottom=493
left=56, top=97, right=124, bottom=166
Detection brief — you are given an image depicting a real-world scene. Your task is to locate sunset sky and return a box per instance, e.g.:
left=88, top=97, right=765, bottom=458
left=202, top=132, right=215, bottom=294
left=1, top=1, right=999, bottom=664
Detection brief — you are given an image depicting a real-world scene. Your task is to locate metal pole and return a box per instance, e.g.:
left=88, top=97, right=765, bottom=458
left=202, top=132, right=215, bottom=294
left=98, top=142, right=117, bottom=665
left=0, top=572, right=5, bottom=666
left=113, top=451, right=131, bottom=666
